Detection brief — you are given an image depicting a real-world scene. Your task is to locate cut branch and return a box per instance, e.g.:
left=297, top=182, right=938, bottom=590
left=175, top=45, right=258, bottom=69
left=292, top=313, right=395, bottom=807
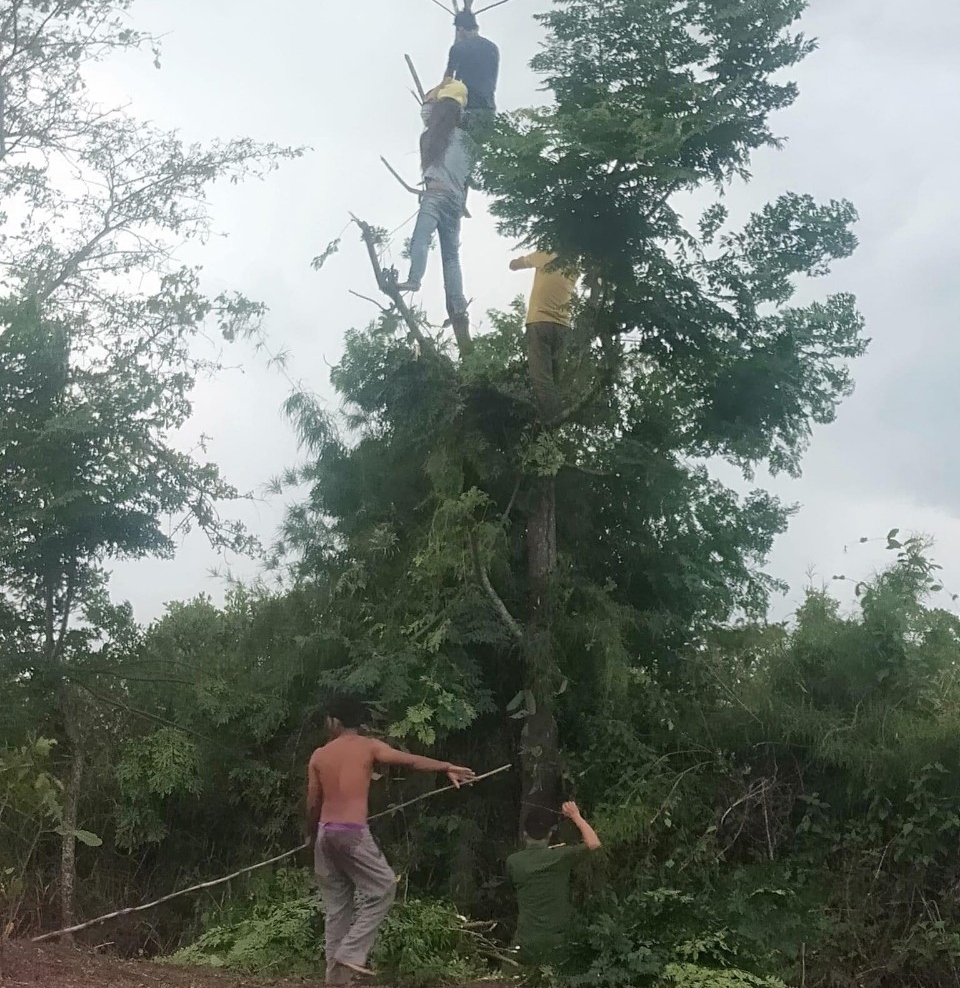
left=404, top=55, right=426, bottom=103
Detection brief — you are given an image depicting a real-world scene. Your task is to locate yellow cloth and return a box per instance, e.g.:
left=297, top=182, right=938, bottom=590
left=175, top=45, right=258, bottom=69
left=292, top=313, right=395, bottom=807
left=433, top=80, right=468, bottom=107
left=515, top=252, right=577, bottom=327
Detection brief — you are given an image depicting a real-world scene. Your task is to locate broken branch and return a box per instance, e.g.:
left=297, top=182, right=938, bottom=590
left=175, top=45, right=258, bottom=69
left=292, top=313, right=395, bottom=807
left=349, top=214, right=436, bottom=356
left=405, top=54, right=426, bottom=103
left=381, top=156, right=423, bottom=197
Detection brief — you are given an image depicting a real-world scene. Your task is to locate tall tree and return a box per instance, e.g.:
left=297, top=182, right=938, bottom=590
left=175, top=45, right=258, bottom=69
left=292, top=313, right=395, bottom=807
left=286, top=0, right=864, bottom=824
left=477, top=0, right=865, bottom=807
left=0, top=0, right=298, bottom=927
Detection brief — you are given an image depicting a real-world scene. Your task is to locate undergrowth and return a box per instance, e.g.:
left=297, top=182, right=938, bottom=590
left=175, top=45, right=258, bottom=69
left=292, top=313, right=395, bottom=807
left=163, top=867, right=488, bottom=985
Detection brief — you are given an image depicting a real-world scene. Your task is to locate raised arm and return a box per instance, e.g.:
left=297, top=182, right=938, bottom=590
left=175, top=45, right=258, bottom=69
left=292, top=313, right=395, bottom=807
left=372, top=740, right=476, bottom=787
left=305, top=753, right=323, bottom=844
left=562, top=801, right=601, bottom=851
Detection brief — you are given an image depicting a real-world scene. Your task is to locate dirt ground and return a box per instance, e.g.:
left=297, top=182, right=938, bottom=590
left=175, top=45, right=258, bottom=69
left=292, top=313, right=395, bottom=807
left=0, top=941, right=325, bottom=988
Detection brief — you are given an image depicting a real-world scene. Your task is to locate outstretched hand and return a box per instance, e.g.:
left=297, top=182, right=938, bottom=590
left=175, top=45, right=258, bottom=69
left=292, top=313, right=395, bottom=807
left=509, top=258, right=524, bottom=271
left=446, top=765, right=477, bottom=788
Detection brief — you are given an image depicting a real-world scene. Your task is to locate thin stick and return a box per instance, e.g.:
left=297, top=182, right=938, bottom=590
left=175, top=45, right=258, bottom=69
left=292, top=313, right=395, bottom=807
left=428, top=0, right=455, bottom=12
left=474, top=0, right=513, bottom=13
left=380, top=157, right=422, bottom=198
left=349, top=290, right=390, bottom=313
left=31, top=764, right=512, bottom=944
left=405, top=54, right=426, bottom=103
left=377, top=763, right=511, bottom=819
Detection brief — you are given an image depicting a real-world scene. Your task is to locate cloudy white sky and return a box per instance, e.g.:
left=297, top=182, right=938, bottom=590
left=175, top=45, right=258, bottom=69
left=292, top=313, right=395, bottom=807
left=95, top=0, right=960, bottom=624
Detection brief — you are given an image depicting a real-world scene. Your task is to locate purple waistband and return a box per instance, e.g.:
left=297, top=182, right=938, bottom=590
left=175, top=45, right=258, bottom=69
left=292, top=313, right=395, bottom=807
left=320, top=822, right=367, bottom=832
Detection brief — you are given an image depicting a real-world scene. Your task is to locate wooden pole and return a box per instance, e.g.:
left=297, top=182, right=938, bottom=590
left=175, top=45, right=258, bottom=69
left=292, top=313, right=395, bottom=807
left=31, top=764, right=513, bottom=944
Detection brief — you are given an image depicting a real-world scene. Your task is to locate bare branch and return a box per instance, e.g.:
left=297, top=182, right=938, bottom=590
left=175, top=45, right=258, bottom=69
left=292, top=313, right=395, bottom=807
left=349, top=213, right=437, bottom=356
left=474, top=0, right=515, bottom=13
left=404, top=54, right=426, bottom=103
left=469, top=532, right=523, bottom=642
left=381, top=156, right=423, bottom=197
left=348, top=289, right=390, bottom=313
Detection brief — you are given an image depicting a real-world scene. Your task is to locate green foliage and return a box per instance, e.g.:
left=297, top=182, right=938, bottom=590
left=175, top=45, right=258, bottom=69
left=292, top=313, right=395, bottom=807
left=169, top=870, right=484, bottom=986
left=374, top=898, right=486, bottom=987
left=0, top=739, right=67, bottom=930
left=658, top=964, right=786, bottom=988
left=165, top=870, right=322, bottom=976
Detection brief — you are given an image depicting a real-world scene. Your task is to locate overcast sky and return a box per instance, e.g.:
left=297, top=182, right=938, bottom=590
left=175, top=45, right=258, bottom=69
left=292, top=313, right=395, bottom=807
left=91, top=0, right=960, bottom=625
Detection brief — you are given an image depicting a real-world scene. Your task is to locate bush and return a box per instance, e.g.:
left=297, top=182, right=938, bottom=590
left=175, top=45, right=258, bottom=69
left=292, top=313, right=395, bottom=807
left=164, top=869, right=321, bottom=976
left=165, top=868, right=487, bottom=985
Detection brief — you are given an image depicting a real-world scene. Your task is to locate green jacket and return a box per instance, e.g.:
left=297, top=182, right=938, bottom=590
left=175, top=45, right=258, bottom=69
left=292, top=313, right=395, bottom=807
left=507, top=840, right=588, bottom=963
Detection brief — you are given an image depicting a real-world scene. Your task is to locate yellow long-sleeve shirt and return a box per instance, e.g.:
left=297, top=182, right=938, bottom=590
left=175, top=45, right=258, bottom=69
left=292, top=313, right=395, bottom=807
left=515, top=251, right=577, bottom=328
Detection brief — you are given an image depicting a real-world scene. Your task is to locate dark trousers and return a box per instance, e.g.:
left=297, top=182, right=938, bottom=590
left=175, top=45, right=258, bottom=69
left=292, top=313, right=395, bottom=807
left=526, top=322, right=566, bottom=425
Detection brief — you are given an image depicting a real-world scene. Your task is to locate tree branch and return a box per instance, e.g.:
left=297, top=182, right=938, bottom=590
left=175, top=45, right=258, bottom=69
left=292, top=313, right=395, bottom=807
left=380, top=157, right=423, bottom=197
left=349, top=214, right=437, bottom=357
left=404, top=55, right=426, bottom=103
left=469, top=532, right=523, bottom=642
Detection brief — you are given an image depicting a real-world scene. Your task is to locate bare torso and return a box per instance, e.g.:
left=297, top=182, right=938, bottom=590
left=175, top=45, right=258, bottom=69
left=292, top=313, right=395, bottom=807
left=309, top=734, right=378, bottom=825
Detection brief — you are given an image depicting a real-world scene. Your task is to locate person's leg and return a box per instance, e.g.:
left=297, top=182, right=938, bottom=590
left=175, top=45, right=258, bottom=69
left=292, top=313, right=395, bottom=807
left=437, top=195, right=467, bottom=318
left=332, top=829, right=398, bottom=973
left=549, top=324, right=567, bottom=417
left=399, top=194, right=442, bottom=291
left=314, top=832, right=357, bottom=984
left=463, top=108, right=495, bottom=145
left=526, top=322, right=564, bottom=424
left=437, top=196, right=472, bottom=354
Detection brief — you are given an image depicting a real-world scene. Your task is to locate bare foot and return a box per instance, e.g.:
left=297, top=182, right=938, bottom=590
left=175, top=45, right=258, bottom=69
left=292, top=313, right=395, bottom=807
left=338, top=960, right=377, bottom=979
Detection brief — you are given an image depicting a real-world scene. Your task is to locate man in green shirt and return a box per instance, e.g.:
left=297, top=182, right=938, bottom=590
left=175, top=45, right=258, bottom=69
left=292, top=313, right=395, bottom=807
left=507, top=801, right=602, bottom=965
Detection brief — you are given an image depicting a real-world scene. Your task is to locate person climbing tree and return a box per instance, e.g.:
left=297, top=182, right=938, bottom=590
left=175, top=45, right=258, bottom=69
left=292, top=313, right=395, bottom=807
left=396, top=81, right=475, bottom=354
left=306, top=696, right=475, bottom=984
left=444, top=9, right=499, bottom=138
left=507, top=801, right=602, bottom=966
left=509, top=250, right=579, bottom=425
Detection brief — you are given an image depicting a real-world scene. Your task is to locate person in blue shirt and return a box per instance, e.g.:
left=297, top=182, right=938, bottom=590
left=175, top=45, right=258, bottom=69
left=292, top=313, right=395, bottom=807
left=443, top=10, right=499, bottom=138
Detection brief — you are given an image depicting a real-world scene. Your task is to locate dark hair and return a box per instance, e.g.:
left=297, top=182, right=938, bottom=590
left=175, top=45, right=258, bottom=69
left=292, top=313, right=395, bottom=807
left=420, top=98, right=462, bottom=174
left=326, top=695, right=367, bottom=729
left=524, top=807, right=557, bottom=840
left=454, top=10, right=478, bottom=30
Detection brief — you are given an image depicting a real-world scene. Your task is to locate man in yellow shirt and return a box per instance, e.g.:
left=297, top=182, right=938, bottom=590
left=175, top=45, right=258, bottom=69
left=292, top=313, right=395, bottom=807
left=509, top=251, right=578, bottom=425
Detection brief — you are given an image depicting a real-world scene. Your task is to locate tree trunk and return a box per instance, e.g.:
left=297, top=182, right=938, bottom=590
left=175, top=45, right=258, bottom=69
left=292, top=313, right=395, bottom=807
left=59, top=698, right=84, bottom=934
left=521, top=475, right=561, bottom=819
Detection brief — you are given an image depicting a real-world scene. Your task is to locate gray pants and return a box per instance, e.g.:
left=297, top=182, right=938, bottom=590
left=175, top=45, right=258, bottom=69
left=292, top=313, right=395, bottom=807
left=314, top=825, right=397, bottom=978
left=526, top=321, right=567, bottom=425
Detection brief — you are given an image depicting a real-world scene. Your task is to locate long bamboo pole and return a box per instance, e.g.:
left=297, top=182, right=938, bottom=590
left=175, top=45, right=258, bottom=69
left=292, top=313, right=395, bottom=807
left=32, top=763, right=512, bottom=944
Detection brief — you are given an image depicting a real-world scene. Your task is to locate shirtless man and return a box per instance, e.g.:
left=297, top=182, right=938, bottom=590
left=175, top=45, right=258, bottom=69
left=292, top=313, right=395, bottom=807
left=306, top=696, right=475, bottom=984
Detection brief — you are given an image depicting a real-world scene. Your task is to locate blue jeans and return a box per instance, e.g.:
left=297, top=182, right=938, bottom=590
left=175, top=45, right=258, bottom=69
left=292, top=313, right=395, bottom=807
left=405, top=190, right=467, bottom=318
